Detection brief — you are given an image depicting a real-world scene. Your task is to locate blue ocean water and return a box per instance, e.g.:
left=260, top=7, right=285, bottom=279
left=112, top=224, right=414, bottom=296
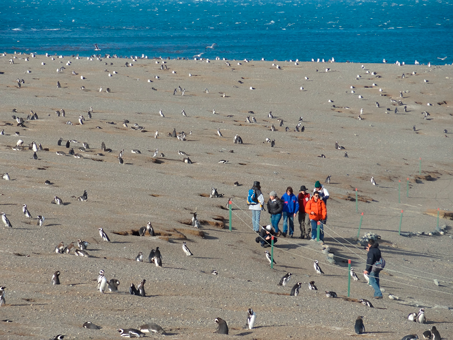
left=1, top=0, right=452, bottom=64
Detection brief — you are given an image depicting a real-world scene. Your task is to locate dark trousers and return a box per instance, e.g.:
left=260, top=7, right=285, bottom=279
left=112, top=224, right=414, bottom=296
left=298, top=211, right=308, bottom=237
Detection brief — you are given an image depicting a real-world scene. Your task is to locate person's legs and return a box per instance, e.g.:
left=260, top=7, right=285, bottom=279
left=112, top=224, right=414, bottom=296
left=271, top=213, right=281, bottom=233
left=368, top=271, right=382, bottom=297
left=318, top=221, right=324, bottom=241
left=310, top=219, right=317, bottom=240
left=298, top=212, right=305, bottom=238
left=288, top=215, right=294, bottom=236
left=252, top=210, right=260, bottom=232
left=282, top=212, right=288, bottom=235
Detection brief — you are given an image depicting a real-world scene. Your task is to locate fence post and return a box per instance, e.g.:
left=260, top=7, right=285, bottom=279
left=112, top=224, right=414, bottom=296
left=271, top=236, right=274, bottom=269
left=228, top=200, right=232, bottom=231
left=357, top=213, right=363, bottom=239
left=347, top=259, right=351, bottom=297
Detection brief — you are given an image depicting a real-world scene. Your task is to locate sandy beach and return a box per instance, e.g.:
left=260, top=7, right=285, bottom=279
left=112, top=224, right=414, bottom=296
left=0, top=53, right=452, bottom=339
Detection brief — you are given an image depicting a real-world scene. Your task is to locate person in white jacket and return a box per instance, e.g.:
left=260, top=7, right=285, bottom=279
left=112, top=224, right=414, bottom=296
left=248, top=181, right=264, bottom=232
left=313, top=180, right=329, bottom=223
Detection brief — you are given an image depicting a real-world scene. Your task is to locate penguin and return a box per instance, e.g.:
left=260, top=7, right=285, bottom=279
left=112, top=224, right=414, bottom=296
left=137, top=279, right=146, bottom=297
left=431, top=326, right=441, bottom=340
left=417, top=308, right=426, bottom=323
left=290, top=282, right=302, bottom=296
left=2, top=173, right=10, bottom=181
left=77, top=239, right=89, bottom=250
left=37, top=215, right=44, bottom=226
left=22, top=204, right=32, bottom=218
left=214, top=318, right=228, bottom=335
left=422, top=330, right=432, bottom=339
left=354, top=316, right=365, bottom=334
left=401, top=335, right=419, bottom=340
left=314, top=260, right=324, bottom=274
left=350, top=267, right=359, bottom=281
left=51, top=335, right=64, bottom=340
left=98, top=271, right=107, bottom=293
left=245, top=308, right=256, bottom=330
left=325, top=175, right=331, bottom=184
left=148, top=249, right=155, bottom=263
left=154, top=247, right=162, bottom=267
left=211, top=270, right=219, bottom=275
left=182, top=242, right=193, bottom=256
left=359, top=299, right=373, bottom=308
left=210, top=187, right=219, bottom=198
left=277, top=272, right=291, bottom=286
left=0, top=286, right=6, bottom=306
left=371, top=177, right=376, bottom=186
left=146, top=221, right=155, bottom=236
left=2, top=213, right=12, bottom=228
left=129, top=283, right=139, bottom=295
left=65, top=140, right=70, bottom=148
left=108, top=279, right=120, bottom=292
left=363, top=272, right=370, bottom=283
left=139, top=323, right=164, bottom=334
left=98, top=228, right=110, bottom=242
left=325, top=291, right=337, bottom=298
left=52, top=271, right=60, bottom=285
left=308, top=281, right=318, bottom=290
left=54, top=196, right=63, bottom=205
left=78, top=190, right=88, bottom=201
left=83, top=321, right=101, bottom=330
left=135, top=252, right=143, bottom=262
left=191, top=213, right=201, bottom=228
left=117, top=328, right=144, bottom=338
left=55, top=242, right=65, bottom=254
left=407, top=312, right=417, bottom=322
left=265, top=251, right=276, bottom=264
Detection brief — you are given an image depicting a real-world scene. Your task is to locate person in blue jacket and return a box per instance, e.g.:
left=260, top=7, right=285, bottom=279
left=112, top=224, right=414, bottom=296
left=281, top=186, right=299, bottom=238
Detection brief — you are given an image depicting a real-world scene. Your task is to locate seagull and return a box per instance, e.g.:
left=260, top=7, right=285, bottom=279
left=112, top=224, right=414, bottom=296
left=437, top=56, right=447, bottom=60
left=205, top=43, right=217, bottom=49
left=193, top=52, right=204, bottom=58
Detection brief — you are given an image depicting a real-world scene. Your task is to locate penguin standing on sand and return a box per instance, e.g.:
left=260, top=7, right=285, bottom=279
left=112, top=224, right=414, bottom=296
left=137, top=279, right=146, bottom=297
left=265, top=251, right=276, bottom=264
left=182, top=242, right=193, bottom=256
left=98, top=228, right=110, bottom=242
left=214, top=318, right=228, bottom=334
left=2, top=213, right=12, bottom=228
left=278, top=273, right=291, bottom=286
left=354, top=316, right=365, bottom=334
left=37, top=215, right=44, bottom=226
left=290, top=282, right=302, bottom=296
left=408, top=312, right=417, bottom=322
left=129, top=283, right=138, bottom=295
left=97, top=270, right=107, bottom=293
left=0, top=286, right=6, bottom=306
left=52, top=271, right=60, bottom=285
left=314, top=260, right=324, bottom=274
left=22, top=204, right=32, bottom=218
left=308, top=281, right=318, bottom=290
left=154, top=247, right=162, bottom=267
left=417, top=308, right=426, bottom=323
left=148, top=249, right=155, bottom=263
left=245, top=308, right=256, bottom=329
left=431, top=326, right=441, bottom=339
left=135, top=252, right=143, bottom=262
left=350, top=267, right=359, bottom=281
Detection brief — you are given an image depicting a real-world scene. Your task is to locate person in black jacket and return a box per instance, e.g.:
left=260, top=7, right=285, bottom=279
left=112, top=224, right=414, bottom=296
left=255, top=224, right=278, bottom=247
left=364, top=239, right=383, bottom=299
left=267, top=191, right=283, bottom=236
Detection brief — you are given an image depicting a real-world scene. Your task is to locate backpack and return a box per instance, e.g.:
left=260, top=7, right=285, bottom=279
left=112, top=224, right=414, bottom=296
left=247, top=189, right=258, bottom=205
left=372, top=257, right=386, bottom=273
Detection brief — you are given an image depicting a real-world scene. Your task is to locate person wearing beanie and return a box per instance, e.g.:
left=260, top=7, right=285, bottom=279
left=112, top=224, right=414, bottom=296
left=255, top=224, right=278, bottom=248
left=313, top=180, right=329, bottom=223
left=281, top=187, right=299, bottom=238
left=267, top=191, right=283, bottom=236
left=248, top=181, right=264, bottom=232
left=305, top=191, right=327, bottom=241
left=297, top=185, right=311, bottom=239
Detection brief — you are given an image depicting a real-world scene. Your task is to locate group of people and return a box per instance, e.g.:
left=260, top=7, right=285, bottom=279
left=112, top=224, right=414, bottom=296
left=249, top=180, right=329, bottom=244
left=249, top=180, right=384, bottom=300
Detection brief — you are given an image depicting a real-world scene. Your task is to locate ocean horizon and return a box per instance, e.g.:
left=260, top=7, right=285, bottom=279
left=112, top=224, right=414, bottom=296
left=2, top=0, right=452, bottom=64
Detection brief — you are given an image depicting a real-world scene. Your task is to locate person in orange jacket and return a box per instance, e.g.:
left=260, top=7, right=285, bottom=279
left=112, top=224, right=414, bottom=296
left=305, top=191, right=327, bottom=241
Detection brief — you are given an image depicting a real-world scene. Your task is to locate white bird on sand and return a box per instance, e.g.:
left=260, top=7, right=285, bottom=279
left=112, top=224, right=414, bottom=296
left=371, top=177, right=376, bottom=186
left=217, top=129, right=223, bottom=137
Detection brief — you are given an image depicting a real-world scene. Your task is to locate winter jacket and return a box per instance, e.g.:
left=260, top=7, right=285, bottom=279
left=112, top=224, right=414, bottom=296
left=305, top=197, right=327, bottom=221
left=298, top=192, right=310, bottom=211
left=365, top=243, right=382, bottom=273
left=281, top=193, right=299, bottom=214
left=267, top=197, right=283, bottom=215
left=248, top=189, right=264, bottom=211
left=313, top=186, right=329, bottom=203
